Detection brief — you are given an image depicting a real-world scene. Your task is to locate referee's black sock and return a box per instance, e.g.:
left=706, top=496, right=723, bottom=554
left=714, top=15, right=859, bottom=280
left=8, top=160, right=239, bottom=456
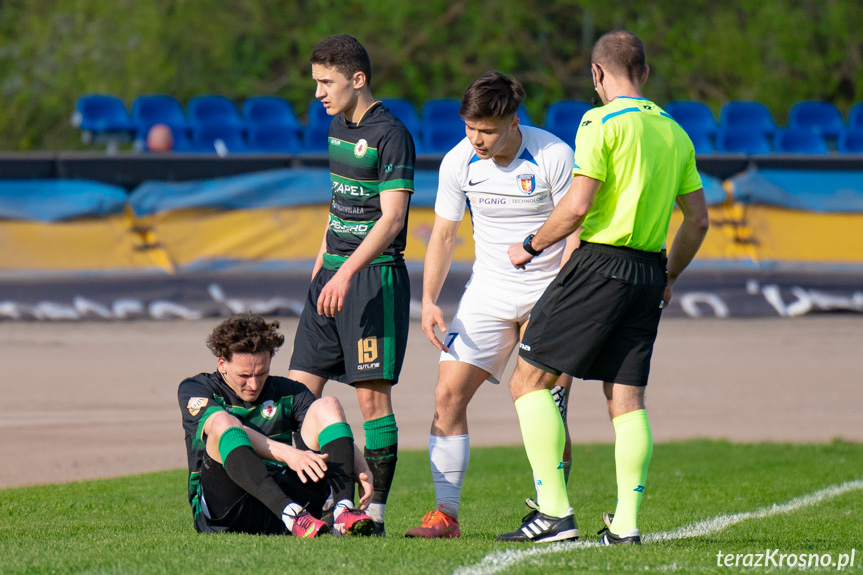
left=219, top=427, right=291, bottom=518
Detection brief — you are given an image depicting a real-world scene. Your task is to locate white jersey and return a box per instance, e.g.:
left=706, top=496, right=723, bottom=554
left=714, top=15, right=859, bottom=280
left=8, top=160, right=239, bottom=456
left=435, top=125, right=574, bottom=293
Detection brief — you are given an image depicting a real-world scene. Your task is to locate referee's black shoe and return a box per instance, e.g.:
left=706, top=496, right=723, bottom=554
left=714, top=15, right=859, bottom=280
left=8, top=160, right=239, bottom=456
left=496, top=507, right=579, bottom=543
left=597, top=513, right=642, bottom=545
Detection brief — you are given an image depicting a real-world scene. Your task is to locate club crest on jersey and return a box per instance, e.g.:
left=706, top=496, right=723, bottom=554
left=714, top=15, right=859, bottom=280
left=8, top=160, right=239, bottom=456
left=517, top=174, right=536, bottom=195
left=354, top=139, right=368, bottom=158
left=187, top=397, right=207, bottom=416
left=261, top=400, right=277, bottom=419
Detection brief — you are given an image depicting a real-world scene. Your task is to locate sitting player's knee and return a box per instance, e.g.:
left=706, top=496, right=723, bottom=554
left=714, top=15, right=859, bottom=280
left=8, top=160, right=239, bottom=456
left=309, top=395, right=347, bottom=423
left=206, top=411, right=243, bottom=440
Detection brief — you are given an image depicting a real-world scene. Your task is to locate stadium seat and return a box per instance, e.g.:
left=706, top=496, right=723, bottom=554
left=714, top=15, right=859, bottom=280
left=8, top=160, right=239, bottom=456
left=247, top=125, right=303, bottom=153
left=774, top=128, right=829, bottom=154
left=307, top=100, right=332, bottom=126
left=689, top=131, right=715, bottom=154
left=242, top=96, right=302, bottom=131
left=302, top=122, right=331, bottom=152
left=542, top=100, right=593, bottom=144
left=190, top=124, right=248, bottom=154
left=131, top=95, right=189, bottom=133
left=664, top=100, right=718, bottom=139
left=381, top=98, right=422, bottom=139
left=719, top=101, right=777, bottom=139
left=421, top=98, right=462, bottom=127
left=517, top=105, right=534, bottom=127
left=422, top=123, right=465, bottom=153
left=71, top=94, right=134, bottom=137
left=716, top=128, right=771, bottom=155
left=838, top=128, right=863, bottom=154
left=187, top=95, right=244, bottom=130
left=788, top=101, right=845, bottom=139
left=848, top=103, right=863, bottom=130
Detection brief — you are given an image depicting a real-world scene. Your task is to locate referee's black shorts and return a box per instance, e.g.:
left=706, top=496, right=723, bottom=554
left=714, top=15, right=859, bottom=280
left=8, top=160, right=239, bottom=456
left=519, top=241, right=666, bottom=386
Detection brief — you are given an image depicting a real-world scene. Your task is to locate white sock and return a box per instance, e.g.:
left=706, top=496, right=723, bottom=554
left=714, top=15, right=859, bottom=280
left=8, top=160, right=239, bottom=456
left=281, top=502, right=304, bottom=530
left=366, top=502, right=385, bottom=524
left=333, top=498, right=353, bottom=521
left=429, top=434, right=469, bottom=519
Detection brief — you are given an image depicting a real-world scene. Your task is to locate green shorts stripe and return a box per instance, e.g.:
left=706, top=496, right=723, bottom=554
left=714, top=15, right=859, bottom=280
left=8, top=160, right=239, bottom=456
left=381, top=266, right=396, bottom=380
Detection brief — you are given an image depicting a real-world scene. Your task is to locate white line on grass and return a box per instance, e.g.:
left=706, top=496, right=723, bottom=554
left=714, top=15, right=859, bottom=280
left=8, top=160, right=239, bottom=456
left=455, top=478, right=863, bottom=575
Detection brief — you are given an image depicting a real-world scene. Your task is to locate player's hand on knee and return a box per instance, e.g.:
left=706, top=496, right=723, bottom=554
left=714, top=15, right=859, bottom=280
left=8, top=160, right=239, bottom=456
left=287, top=449, right=329, bottom=483
left=422, top=303, right=448, bottom=352
left=355, top=471, right=374, bottom=509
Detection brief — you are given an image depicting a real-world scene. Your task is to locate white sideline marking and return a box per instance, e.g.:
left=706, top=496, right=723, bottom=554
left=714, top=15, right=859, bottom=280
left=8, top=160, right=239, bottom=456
left=454, top=478, right=863, bottom=575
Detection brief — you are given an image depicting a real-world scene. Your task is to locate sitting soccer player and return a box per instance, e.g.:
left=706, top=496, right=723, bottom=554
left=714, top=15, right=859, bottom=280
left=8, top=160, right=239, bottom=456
left=178, top=312, right=374, bottom=537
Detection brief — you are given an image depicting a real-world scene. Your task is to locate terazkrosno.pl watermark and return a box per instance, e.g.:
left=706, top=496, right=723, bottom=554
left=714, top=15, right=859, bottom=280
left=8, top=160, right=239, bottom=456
left=717, top=549, right=856, bottom=570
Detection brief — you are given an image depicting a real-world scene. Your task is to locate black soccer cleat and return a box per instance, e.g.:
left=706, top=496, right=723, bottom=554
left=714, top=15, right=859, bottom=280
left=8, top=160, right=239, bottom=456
left=597, top=512, right=642, bottom=545
left=496, top=508, right=579, bottom=543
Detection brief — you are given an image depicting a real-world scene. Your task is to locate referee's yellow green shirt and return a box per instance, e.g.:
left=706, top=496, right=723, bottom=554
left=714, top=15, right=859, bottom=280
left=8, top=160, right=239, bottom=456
left=572, top=96, right=703, bottom=252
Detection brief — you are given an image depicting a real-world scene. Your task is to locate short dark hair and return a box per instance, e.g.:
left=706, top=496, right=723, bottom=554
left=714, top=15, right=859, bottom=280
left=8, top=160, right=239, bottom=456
left=206, top=313, right=285, bottom=361
left=592, top=30, right=646, bottom=82
left=459, top=71, right=524, bottom=121
left=310, top=34, right=372, bottom=85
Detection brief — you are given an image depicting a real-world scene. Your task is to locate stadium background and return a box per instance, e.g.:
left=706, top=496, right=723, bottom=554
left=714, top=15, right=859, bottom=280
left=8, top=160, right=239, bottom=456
left=0, top=1, right=862, bottom=491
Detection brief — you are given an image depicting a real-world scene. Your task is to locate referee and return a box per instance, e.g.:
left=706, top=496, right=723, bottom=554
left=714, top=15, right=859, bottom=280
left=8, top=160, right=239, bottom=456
left=497, top=30, right=709, bottom=544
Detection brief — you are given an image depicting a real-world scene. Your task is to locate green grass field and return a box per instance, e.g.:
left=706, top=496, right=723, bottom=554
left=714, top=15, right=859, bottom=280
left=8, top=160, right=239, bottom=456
left=1, top=441, right=861, bottom=574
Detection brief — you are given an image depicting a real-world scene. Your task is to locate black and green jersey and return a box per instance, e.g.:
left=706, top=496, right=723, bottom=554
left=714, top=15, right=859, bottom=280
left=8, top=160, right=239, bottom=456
left=325, top=102, right=415, bottom=269
left=177, top=372, right=316, bottom=511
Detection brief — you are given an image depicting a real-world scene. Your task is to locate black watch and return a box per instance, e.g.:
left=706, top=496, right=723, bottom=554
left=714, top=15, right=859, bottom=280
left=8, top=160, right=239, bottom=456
left=523, top=234, right=544, bottom=257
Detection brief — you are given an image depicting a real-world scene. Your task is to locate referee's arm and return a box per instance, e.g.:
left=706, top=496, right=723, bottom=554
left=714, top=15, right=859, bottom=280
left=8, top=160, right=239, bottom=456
left=508, top=175, right=601, bottom=268
left=664, top=188, right=710, bottom=305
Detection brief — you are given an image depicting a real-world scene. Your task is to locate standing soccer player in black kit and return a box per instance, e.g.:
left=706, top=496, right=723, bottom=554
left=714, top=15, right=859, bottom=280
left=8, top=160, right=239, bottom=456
left=288, top=34, right=415, bottom=536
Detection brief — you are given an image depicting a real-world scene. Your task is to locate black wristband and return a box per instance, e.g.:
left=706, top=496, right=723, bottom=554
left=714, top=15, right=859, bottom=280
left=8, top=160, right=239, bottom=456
left=523, top=234, right=544, bottom=257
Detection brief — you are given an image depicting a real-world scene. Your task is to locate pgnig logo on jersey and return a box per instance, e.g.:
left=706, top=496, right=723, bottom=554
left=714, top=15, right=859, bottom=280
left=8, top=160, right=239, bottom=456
left=517, top=174, right=536, bottom=195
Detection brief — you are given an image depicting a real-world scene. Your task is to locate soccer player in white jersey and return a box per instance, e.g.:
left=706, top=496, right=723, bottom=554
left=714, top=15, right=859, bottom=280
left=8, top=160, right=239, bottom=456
left=405, top=72, right=579, bottom=539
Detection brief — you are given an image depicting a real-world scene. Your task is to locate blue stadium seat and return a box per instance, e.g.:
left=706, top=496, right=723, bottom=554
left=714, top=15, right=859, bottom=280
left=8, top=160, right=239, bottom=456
left=381, top=98, right=422, bottom=139
left=543, top=100, right=593, bottom=144
left=664, top=100, right=718, bottom=139
left=72, top=94, right=134, bottom=135
left=422, top=123, right=465, bottom=153
left=307, top=100, right=332, bottom=126
left=131, top=94, right=189, bottom=134
left=421, top=98, right=462, bottom=127
left=242, top=96, right=302, bottom=131
left=302, top=122, right=331, bottom=152
left=774, top=128, right=829, bottom=154
left=190, top=124, right=248, bottom=153
left=247, top=125, right=303, bottom=153
left=689, top=131, right=715, bottom=154
left=788, top=101, right=845, bottom=139
left=719, top=101, right=777, bottom=139
left=716, top=128, right=771, bottom=155
left=838, top=128, right=863, bottom=154
left=187, top=95, right=244, bottom=130
left=517, top=105, right=534, bottom=127
left=848, top=103, right=863, bottom=130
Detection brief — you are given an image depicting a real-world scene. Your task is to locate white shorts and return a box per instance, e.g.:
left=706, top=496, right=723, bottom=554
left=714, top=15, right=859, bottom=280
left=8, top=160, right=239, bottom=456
left=441, top=280, right=546, bottom=384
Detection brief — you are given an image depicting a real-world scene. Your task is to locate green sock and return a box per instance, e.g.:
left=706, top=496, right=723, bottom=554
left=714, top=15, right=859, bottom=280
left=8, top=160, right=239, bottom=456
left=515, top=390, right=569, bottom=517
left=609, top=409, right=653, bottom=535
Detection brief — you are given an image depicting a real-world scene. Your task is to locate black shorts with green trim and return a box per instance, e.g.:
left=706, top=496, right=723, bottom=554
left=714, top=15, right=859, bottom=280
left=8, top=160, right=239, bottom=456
left=519, top=241, right=666, bottom=387
left=193, top=453, right=328, bottom=535
left=289, top=264, right=410, bottom=385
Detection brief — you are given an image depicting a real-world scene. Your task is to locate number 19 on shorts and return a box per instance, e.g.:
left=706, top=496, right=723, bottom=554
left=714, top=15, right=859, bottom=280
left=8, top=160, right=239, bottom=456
left=357, top=337, right=379, bottom=364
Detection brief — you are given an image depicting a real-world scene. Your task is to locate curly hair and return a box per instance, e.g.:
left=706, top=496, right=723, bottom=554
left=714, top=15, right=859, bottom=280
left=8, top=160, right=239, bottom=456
left=206, top=313, right=285, bottom=361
